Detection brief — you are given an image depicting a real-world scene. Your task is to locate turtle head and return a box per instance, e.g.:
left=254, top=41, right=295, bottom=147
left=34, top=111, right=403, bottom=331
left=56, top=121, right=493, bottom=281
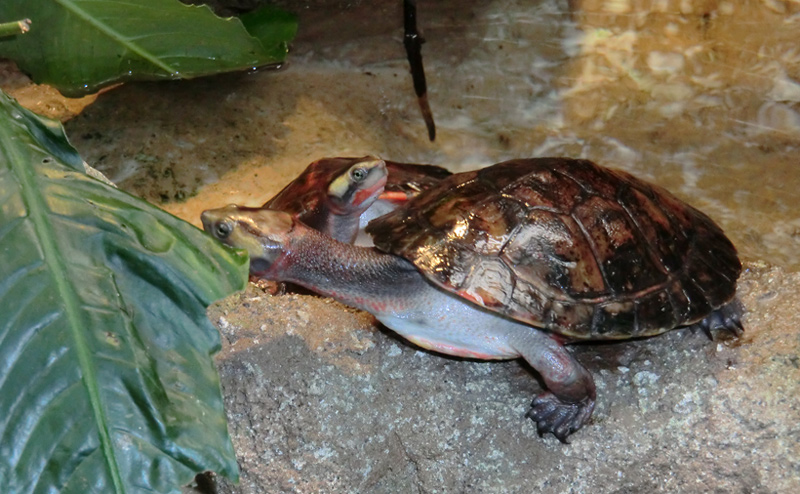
left=326, top=157, right=388, bottom=215
left=201, top=205, right=295, bottom=277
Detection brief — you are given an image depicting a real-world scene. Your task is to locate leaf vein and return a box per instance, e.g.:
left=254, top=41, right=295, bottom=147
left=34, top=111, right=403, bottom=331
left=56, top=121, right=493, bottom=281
left=54, top=0, right=177, bottom=75
left=0, top=113, right=127, bottom=493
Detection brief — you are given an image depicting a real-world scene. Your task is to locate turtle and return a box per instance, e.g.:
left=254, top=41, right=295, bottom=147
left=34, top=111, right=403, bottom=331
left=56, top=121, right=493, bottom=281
left=264, top=157, right=451, bottom=244
left=263, top=156, right=388, bottom=243
left=202, top=157, right=743, bottom=442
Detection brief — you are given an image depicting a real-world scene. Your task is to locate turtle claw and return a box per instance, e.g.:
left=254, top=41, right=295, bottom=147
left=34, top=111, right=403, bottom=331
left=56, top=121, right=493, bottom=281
left=526, top=392, right=595, bottom=443
left=689, top=299, right=745, bottom=339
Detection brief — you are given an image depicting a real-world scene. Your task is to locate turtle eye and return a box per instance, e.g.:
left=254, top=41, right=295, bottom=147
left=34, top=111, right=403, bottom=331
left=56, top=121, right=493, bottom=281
left=350, top=167, right=368, bottom=182
left=215, top=221, right=233, bottom=239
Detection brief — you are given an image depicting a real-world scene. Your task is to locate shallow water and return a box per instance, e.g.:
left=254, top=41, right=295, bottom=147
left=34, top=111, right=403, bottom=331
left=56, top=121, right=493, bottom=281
left=57, top=0, right=800, bottom=270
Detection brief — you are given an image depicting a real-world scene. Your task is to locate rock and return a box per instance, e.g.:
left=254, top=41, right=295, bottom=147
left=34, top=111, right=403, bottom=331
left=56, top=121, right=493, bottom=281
left=206, top=261, right=800, bottom=492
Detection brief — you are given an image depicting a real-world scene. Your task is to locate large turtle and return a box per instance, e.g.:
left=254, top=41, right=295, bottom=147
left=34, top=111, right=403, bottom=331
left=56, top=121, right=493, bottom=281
left=202, top=157, right=743, bottom=441
left=264, top=157, right=451, bottom=244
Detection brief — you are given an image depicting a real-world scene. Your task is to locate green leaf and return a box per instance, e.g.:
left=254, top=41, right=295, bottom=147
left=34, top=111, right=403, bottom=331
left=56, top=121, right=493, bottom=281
left=240, top=5, right=298, bottom=56
left=0, top=0, right=297, bottom=97
left=0, top=90, right=248, bottom=493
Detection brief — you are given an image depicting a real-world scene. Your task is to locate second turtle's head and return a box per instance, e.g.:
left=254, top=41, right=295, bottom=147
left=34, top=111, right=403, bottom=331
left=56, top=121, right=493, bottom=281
left=326, top=157, right=387, bottom=215
left=201, top=205, right=295, bottom=277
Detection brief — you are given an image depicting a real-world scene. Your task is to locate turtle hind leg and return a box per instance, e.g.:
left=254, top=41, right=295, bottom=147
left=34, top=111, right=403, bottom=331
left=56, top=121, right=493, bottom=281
left=508, top=329, right=597, bottom=442
left=690, top=298, right=745, bottom=339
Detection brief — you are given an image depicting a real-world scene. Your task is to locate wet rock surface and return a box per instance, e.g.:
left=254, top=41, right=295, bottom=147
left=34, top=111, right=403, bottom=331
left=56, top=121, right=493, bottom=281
left=207, top=262, right=800, bottom=493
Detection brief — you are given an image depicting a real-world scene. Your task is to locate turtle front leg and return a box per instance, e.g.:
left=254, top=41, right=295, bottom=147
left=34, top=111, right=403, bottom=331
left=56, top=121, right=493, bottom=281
left=509, top=329, right=596, bottom=443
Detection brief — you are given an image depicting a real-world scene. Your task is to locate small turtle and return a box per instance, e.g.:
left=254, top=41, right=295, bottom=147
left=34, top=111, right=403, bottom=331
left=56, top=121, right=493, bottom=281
left=263, top=156, right=388, bottom=243
left=264, top=157, right=451, bottom=244
left=202, top=158, right=743, bottom=442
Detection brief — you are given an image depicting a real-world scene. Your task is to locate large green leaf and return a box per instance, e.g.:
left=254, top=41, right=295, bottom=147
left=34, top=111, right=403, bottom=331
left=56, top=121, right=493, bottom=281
left=0, top=0, right=297, bottom=96
left=0, top=90, right=248, bottom=493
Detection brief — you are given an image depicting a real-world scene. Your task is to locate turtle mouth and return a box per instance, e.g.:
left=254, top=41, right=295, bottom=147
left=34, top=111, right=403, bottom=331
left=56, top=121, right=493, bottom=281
left=350, top=174, right=388, bottom=208
left=250, top=257, right=276, bottom=277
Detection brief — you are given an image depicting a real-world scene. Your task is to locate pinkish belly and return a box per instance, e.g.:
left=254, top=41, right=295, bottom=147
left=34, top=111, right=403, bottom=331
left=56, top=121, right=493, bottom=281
left=373, top=288, right=524, bottom=361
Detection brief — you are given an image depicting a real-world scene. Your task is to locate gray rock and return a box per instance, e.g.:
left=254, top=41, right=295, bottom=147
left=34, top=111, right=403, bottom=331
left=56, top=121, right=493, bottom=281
left=207, top=261, right=800, bottom=493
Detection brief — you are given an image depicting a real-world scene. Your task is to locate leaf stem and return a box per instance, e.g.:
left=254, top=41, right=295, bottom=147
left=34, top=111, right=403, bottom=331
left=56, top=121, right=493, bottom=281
left=0, top=19, right=31, bottom=37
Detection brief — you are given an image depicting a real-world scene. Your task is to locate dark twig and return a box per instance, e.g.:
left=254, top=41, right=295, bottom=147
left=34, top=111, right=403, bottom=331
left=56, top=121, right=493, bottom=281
left=403, top=0, right=436, bottom=141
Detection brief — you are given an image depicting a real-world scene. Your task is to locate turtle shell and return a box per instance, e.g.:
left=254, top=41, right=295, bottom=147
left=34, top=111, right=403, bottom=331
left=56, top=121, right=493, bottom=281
left=365, top=158, right=741, bottom=340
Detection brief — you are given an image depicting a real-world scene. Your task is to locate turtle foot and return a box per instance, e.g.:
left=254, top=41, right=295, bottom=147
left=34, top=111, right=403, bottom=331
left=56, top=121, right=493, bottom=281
left=526, top=392, right=595, bottom=443
left=690, top=299, right=744, bottom=339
